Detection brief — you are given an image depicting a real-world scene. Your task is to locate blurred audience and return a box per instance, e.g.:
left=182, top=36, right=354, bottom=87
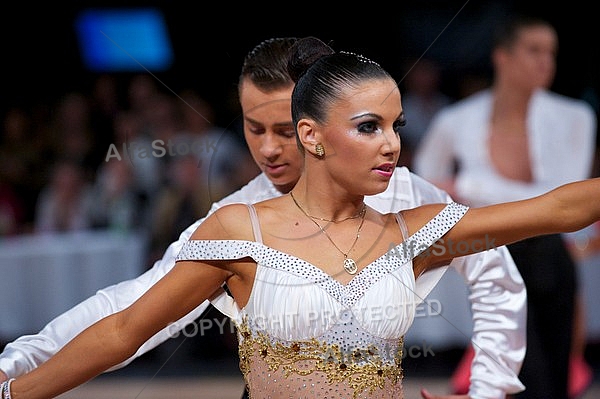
left=398, top=57, right=452, bottom=168
left=0, top=107, right=45, bottom=231
left=0, top=73, right=315, bottom=241
left=110, top=109, right=164, bottom=209
left=0, top=177, right=25, bottom=236
left=173, top=89, right=254, bottom=195
left=126, top=74, right=164, bottom=138
left=42, top=92, right=100, bottom=180
left=90, top=157, right=143, bottom=232
left=147, top=153, right=214, bottom=264
left=89, top=74, right=121, bottom=162
left=34, top=158, right=95, bottom=234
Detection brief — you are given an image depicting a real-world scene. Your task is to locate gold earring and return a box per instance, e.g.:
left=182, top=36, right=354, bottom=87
left=315, top=143, right=325, bottom=158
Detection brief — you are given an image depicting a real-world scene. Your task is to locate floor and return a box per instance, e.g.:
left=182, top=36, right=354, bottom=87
left=56, top=375, right=600, bottom=399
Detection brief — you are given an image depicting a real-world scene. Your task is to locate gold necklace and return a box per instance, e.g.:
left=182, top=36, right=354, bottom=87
left=290, top=191, right=366, bottom=275
left=295, top=202, right=366, bottom=223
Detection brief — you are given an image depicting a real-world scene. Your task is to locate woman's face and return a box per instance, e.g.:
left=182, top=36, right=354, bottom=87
left=316, top=78, right=403, bottom=196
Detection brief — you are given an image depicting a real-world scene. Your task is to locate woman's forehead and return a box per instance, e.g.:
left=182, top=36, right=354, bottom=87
left=335, top=79, right=401, bottom=111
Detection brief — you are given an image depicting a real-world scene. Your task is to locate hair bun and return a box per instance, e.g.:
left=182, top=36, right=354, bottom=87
left=287, top=36, right=335, bottom=83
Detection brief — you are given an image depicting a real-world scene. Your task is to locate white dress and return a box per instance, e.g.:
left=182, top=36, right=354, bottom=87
left=176, top=202, right=468, bottom=398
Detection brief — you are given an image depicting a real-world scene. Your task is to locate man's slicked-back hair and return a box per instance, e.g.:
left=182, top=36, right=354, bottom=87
left=492, top=14, right=555, bottom=51
left=239, top=37, right=299, bottom=92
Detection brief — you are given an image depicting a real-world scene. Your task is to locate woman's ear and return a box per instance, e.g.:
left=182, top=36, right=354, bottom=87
left=297, top=119, right=323, bottom=156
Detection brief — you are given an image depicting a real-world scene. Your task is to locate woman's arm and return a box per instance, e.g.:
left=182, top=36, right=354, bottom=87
left=413, top=178, right=600, bottom=271
left=0, top=219, right=205, bottom=379
left=8, top=258, right=229, bottom=398
left=6, top=205, right=252, bottom=398
left=0, top=176, right=270, bottom=379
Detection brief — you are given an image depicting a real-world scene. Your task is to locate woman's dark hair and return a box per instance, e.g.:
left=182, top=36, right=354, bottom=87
left=286, top=36, right=394, bottom=128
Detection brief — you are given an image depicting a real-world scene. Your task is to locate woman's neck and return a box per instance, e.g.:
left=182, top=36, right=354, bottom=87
left=290, top=178, right=366, bottom=222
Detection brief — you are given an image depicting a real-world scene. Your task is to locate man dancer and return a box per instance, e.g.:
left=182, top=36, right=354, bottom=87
left=415, top=16, right=596, bottom=398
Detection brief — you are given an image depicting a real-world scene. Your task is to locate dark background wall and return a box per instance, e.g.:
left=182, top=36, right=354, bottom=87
left=2, top=1, right=598, bottom=129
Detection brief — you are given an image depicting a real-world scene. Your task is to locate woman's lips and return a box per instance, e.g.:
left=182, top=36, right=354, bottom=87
left=373, top=163, right=394, bottom=178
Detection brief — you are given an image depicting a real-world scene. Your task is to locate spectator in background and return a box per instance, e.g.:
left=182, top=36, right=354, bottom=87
left=89, top=74, right=121, bottom=163
left=414, top=15, right=596, bottom=398
left=34, top=158, right=95, bottom=233
left=144, top=92, right=181, bottom=145
left=0, top=107, right=44, bottom=232
left=42, top=92, right=99, bottom=180
left=147, top=153, right=214, bottom=264
left=90, top=157, right=143, bottom=232
left=397, top=57, right=452, bottom=168
left=110, top=109, right=163, bottom=212
left=173, top=89, right=255, bottom=195
left=0, top=176, right=25, bottom=236
left=121, top=74, right=173, bottom=198
left=126, top=74, right=164, bottom=140
left=156, top=87, right=261, bottom=270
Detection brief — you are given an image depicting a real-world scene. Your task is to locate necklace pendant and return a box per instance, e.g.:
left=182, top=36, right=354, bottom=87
left=343, top=258, right=358, bottom=275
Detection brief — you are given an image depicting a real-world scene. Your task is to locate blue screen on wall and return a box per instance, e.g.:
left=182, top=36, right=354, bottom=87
left=75, top=8, right=174, bottom=72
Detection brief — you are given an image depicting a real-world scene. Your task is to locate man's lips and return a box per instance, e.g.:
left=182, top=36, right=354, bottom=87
left=264, top=163, right=287, bottom=173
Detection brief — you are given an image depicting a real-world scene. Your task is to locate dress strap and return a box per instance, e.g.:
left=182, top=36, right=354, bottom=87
left=394, top=212, right=409, bottom=240
left=246, top=204, right=263, bottom=243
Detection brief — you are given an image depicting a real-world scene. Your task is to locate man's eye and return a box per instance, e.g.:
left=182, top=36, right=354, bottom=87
left=279, top=130, right=296, bottom=138
left=247, top=126, right=265, bottom=135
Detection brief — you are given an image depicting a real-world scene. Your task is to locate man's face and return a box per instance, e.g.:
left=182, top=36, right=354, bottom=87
left=502, top=25, right=558, bottom=90
left=239, top=80, right=304, bottom=193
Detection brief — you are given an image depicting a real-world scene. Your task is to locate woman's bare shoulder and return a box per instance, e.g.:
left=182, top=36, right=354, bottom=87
left=399, top=203, right=449, bottom=235
left=191, top=203, right=255, bottom=241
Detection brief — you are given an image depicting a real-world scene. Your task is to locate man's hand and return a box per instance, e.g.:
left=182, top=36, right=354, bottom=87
left=420, top=388, right=470, bottom=399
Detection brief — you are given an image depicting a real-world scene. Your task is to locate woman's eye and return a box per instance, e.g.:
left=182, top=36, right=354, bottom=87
left=393, top=119, right=406, bottom=134
left=357, top=121, right=379, bottom=134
